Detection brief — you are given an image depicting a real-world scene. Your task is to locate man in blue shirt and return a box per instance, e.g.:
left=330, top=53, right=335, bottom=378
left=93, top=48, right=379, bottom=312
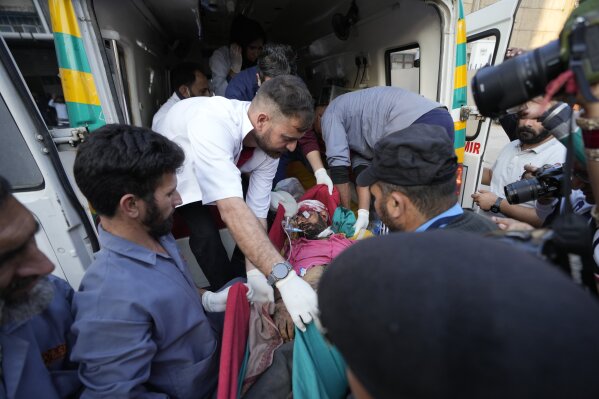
left=357, top=124, right=496, bottom=233
left=0, top=175, right=81, bottom=399
left=71, top=124, right=252, bottom=398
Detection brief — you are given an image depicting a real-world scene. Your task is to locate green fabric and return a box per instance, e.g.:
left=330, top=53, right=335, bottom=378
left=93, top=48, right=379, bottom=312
left=332, top=207, right=356, bottom=237
left=292, top=323, right=348, bottom=399
left=236, top=341, right=250, bottom=399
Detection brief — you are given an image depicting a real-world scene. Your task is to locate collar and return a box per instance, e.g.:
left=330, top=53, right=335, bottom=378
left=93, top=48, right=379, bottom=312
left=98, top=225, right=173, bottom=266
left=416, top=203, right=464, bottom=232
left=241, top=102, right=254, bottom=139
left=519, top=137, right=558, bottom=154
left=174, top=91, right=185, bottom=101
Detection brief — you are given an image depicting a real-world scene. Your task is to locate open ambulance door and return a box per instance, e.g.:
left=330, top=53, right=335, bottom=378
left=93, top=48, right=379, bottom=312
left=0, top=37, right=97, bottom=289
left=460, top=0, right=521, bottom=207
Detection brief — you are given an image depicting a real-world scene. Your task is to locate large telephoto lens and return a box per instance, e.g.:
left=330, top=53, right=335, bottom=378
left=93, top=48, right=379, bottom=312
left=471, top=40, right=563, bottom=117
left=504, top=178, right=543, bottom=205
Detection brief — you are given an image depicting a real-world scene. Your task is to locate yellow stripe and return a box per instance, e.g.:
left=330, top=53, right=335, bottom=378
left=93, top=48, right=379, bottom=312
left=454, top=65, right=467, bottom=89
left=457, top=19, right=466, bottom=44
left=455, top=146, right=465, bottom=164
left=59, top=68, right=100, bottom=105
left=454, top=120, right=466, bottom=131
left=49, top=0, right=81, bottom=38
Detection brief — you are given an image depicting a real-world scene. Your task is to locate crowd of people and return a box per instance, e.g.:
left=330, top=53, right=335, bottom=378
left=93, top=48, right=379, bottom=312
left=2, top=17, right=599, bottom=398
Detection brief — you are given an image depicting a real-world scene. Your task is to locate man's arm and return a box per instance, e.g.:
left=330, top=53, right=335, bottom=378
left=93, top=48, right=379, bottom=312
left=71, top=301, right=166, bottom=398
left=472, top=189, right=543, bottom=227
left=335, top=182, right=352, bottom=209
left=481, top=167, right=492, bottom=186
left=218, top=197, right=284, bottom=273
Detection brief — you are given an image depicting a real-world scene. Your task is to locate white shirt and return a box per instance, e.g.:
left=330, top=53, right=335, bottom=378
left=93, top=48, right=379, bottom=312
left=152, top=92, right=180, bottom=131
left=155, top=96, right=278, bottom=218
left=490, top=138, right=566, bottom=208
left=48, top=99, right=68, bottom=121
left=209, top=46, right=232, bottom=97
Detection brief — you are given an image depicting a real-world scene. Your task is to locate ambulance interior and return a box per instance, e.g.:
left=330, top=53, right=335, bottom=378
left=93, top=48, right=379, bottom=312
left=1, top=0, right=514, bottom=287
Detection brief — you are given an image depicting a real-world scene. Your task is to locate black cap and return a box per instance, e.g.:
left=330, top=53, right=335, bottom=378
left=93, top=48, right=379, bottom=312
left=356, top=124, right=457, bottom=187
left=319, top=231, right=599, bottom=399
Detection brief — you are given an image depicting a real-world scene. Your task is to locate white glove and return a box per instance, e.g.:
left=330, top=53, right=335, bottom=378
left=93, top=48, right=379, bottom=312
left=352, top=209, right=370, bottom=234
left=229, top=44, right=242, bottom=73
left=270, top=191, right=298, bottom=217
left=246, top=269, right=274, bottom=305
left=314, top=168, right=333, bottom=195
left=201, top=284, right=253, bottom=312
left=276, top=272, right=319, bottom=332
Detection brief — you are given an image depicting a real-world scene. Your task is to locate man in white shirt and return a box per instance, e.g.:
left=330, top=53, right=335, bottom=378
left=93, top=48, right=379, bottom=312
left=156, top=75, right=318, bottom=330
left=472, top=99, right=566, bottom=227
left=151, top=63, right=211, bottom=130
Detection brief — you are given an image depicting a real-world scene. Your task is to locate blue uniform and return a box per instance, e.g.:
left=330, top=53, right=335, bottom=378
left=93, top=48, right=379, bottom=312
left=224, top=66, right=258, bottom=101
left=71, top=226, right=219, bottom=399
left=0, top=276, right=80, bottom=399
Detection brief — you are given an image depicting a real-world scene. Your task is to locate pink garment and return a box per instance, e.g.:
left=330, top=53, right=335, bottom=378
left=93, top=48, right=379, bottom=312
left=288, top=234, right=355, bottom=275
left=241, top=303, right=283, bottom=395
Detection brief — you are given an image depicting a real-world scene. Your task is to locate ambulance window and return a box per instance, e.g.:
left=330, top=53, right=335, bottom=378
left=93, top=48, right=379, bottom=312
left=0, top=94, right=44, bottom=191
left=385, top=44, right=420, bottom=94
left=465, top=33, right=498, bottom=139
left=1, top=1, right=66, bottom=129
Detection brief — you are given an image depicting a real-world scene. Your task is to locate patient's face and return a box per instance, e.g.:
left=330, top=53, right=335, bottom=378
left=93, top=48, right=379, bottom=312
left=292, top=210, right=328, bottom=239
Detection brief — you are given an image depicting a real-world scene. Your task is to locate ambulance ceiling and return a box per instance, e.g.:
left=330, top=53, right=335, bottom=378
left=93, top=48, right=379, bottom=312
left=142, top=0, right=397, bottom=49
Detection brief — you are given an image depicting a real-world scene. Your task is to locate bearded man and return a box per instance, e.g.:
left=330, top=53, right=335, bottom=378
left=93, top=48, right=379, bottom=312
left=153, top=76, right=319, bottom=335
left=0, top=175, right=81, bottom=398
left=472, top=99, right=567, bottom=227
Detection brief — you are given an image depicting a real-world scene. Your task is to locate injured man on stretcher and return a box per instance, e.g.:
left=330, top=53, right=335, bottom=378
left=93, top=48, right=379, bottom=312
left=272, top=197, right=355, bottom=340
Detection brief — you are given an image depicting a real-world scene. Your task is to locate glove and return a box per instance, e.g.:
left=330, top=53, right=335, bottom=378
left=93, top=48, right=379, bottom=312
left=201, top=284, right=253, bottom=312
left=314, top=168, right=334, bottom=195
left=276, top=272, right=318, bottom=332
left=246, top=268, right=274, bottom=305
left=270, top=191, right=298, bottom=217
left=352, top=209, right=370, bottom=234
left=229, top=43, right=242, bottom=73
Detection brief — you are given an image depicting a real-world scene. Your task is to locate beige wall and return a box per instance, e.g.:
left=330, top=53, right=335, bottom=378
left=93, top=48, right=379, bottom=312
left=463, top=0, right=577, bottom=50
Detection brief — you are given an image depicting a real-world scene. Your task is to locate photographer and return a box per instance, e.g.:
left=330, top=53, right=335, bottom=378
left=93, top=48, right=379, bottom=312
left=472, top=98, right=567, bottom=227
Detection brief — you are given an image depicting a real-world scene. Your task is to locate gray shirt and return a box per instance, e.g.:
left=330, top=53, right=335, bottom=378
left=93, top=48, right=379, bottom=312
left=322, top=86, right=442, bottom=168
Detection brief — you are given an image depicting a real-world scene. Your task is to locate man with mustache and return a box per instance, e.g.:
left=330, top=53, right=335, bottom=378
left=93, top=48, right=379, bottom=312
left=0, top=175, right=81, bottom=398
left=71, top=125, right=255, bottom=398
left=472, top=99, right=567, bottom=227
left=156, top=75, right=319, bottom=333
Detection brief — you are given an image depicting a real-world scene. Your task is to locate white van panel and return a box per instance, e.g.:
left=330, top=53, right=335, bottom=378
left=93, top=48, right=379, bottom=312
left=308, top=0, right=443, bottom=100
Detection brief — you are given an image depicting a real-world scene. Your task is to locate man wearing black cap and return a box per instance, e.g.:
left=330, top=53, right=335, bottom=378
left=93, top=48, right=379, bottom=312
left=319, top=231, right=599, bottom=399
left=357, top=123, right=496, bottom=232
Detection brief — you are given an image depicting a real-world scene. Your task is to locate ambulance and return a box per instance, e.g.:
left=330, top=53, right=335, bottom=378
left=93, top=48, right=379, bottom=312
left=0, top=0, right=520, bottom=287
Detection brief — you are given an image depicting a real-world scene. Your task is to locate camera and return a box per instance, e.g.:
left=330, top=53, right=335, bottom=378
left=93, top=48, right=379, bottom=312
left=504, top=165, right=563, bottom=205
left=471, top=2, right=599, bottom=117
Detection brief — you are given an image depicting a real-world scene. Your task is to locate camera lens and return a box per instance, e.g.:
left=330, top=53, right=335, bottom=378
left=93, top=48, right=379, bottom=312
left=472, top=40, right=563, bottom=117
left=504, top=178, right=543, bottom=205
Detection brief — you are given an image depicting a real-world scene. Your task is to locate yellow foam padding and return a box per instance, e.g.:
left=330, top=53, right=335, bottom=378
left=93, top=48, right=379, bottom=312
left=455, top=146, right=465, bottom=164
left=454, top=65, right=467, bottom=89
left=59, top=68, right=101, bottom=106
left=49, top=0, right=82, bottom=38
left=457, top=19, right=466, bottom=44
left=351, top=228, right=374, bottom=240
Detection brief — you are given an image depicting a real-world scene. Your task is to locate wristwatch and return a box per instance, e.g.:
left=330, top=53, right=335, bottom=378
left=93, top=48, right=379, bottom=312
left=490, top=197, right=503, bottom=213
left=267, top=261, right=293, bottom=286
